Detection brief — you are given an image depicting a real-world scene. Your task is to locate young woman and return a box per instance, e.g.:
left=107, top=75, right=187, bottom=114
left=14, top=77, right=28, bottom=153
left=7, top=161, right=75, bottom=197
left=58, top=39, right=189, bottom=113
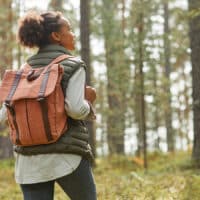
left=1, top=11, right=97, bottom=200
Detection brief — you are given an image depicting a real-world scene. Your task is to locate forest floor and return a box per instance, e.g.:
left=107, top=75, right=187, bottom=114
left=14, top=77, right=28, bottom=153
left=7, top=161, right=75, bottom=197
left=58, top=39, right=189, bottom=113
left=0, top=151, right=200, bottom=200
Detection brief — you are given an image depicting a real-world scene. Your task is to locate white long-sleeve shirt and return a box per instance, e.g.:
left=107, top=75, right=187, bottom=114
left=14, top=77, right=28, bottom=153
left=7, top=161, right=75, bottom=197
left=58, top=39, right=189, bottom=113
left=65, top=67, right=90, bottom=119
left=0, top=67, right=91, bottom=184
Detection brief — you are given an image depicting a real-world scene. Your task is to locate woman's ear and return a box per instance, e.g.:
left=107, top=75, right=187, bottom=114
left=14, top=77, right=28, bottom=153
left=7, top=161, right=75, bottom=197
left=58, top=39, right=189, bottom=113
left=50, top=32, right=61, bottom=42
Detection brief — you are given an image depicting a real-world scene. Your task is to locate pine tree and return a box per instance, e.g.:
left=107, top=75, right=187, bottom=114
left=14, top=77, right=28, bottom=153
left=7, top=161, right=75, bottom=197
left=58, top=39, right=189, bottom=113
left=0, top=0, right=15, bottom=158
left=80, top=0, right=96, bottom=158
left=188, top=0, right=200, bottom=164
left=163, top=0, right=174, bottom=152
left=100, top=0, right=130, bottom=154
left=0, top=0, right=13, bottom=78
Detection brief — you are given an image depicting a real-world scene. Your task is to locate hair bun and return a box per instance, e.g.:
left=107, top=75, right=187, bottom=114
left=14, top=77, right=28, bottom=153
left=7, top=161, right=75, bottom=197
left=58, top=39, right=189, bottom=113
left=17, top=11, right=45, bottom=48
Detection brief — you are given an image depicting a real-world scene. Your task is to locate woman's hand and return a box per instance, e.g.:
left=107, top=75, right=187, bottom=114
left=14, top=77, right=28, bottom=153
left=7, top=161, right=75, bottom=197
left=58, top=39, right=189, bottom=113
left=85, top=86, right=96, bottom=104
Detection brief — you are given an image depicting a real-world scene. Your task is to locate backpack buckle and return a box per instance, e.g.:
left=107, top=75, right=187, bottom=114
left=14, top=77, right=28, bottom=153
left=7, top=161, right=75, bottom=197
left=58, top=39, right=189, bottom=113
left=37, top=97, right=45, bottom=102
left=5, top=101, right=15, bottom=116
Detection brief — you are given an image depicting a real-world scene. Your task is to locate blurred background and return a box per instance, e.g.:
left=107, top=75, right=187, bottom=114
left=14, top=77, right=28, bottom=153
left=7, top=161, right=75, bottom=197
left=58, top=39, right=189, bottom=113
left=1, top=0, right=200, bottom=199
left=0, top=0, right=195, bottom=164
left=0, top=0, right=199, bottom=171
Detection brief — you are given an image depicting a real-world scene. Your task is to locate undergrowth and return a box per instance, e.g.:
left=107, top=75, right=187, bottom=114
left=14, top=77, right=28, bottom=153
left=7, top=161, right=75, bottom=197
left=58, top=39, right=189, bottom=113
left=0, top=151, right=200, bottom=199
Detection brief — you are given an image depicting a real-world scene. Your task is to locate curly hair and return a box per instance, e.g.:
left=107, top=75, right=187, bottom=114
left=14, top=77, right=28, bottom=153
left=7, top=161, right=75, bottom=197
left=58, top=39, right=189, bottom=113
left=17, top=11, right=63, bottom=48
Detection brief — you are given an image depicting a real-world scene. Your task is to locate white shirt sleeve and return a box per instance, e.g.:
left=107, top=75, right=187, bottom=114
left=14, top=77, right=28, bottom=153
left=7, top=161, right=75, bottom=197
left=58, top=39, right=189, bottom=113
left=64, top=67, right=90, bottom=120
left=0, top=104, right=7, bottom=123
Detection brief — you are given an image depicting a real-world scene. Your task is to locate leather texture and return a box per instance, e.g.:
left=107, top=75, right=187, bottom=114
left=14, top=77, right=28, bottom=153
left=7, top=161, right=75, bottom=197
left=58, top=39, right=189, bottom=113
left=0, top=55, right=70, bottom=146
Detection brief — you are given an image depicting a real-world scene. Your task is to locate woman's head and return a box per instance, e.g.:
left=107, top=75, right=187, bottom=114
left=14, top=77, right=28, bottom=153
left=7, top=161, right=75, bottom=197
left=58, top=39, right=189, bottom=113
left=17, top=11, right=75, bottom=50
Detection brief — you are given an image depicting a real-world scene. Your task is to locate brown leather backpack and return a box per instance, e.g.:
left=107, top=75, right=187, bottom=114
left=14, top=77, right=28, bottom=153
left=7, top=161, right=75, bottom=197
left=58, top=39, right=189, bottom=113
left=0, top=55, right=71, bottom=146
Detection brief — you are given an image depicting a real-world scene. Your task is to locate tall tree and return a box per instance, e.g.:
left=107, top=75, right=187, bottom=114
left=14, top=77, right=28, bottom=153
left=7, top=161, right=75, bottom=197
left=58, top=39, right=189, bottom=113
left=129, top=0, right=150, bottom=167
left=0, top=0, right=14, bottom=158
left=0, top=0, right=13, bottom=78
left=100, top=0, right=129, bottom=154
left=188, top=0, right=200, bottom=163
left=80, top=0, right=96, bottom=157
left=163, top=0, right=174, bottom=152
left=138, top=12, right=147, bottom=167
left=136, top=0, right=147, bottom=168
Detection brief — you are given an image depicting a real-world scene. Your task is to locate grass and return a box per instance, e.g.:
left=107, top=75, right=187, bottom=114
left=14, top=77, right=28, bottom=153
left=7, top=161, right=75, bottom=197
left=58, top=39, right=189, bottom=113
left=1, top=152, right=200, bottom=199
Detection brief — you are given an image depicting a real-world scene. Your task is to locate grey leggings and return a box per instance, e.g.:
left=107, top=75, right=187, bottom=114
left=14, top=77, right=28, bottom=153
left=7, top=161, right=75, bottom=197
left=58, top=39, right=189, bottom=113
left=20, top=158, right=97, bottom=200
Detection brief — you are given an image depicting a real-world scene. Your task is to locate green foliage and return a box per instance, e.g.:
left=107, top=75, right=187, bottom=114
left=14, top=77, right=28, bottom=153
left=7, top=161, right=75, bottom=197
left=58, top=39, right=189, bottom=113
left=188, top=8, right=200, bottom=19
left=1, top=152, right=200, bottom=199
left=94, top=152, right=200, bottom=199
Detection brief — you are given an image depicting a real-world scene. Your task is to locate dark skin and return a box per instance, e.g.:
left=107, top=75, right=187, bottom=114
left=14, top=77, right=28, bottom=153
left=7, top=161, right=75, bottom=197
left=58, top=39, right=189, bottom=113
left=50, top=17, right=75, bottom=51
left=85, top=86, right=96, bottom=104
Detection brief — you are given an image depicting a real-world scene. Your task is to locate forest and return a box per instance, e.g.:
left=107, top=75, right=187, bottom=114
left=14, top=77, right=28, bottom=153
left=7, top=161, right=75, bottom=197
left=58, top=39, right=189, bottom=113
left=0, top=0, right=200, bottom=199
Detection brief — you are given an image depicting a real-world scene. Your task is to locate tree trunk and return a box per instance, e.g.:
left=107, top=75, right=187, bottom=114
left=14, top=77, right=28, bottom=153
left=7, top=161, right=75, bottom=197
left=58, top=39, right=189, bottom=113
left=182, top=66, right=191, bottom=150
left=163, top=1, right=174, bottom=152
left=138, top=11, right=147, bottom=169
left=153, top=67, right=160, bottom=150
left=188, top=0, right=200, bottom=163
left=0, top=0, right=14, bottom=158
left=101, top=0, right=126, bottom=154
left=0, top=0, right=13, bottom=77
left=80, top=0, right=96, bottom=158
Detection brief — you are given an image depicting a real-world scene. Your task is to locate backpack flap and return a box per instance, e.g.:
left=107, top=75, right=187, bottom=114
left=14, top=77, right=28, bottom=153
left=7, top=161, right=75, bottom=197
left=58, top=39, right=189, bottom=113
left=0, top=63, right=63, bottom=102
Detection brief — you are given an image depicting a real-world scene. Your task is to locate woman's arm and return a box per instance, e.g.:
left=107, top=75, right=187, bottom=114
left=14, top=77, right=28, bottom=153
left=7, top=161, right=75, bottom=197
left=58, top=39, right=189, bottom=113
left=65, top=67, right=95, bottom=120
left=0, top=104, right=7, bottom=123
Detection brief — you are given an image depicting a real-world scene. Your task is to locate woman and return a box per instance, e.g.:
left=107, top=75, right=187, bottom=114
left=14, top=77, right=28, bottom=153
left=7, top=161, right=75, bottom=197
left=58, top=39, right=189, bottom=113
left=2, top=11, right=97, bottom=200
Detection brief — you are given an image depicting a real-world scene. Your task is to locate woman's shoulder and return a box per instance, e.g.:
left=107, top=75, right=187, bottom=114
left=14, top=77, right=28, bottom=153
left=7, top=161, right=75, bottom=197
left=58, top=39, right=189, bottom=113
left=26, top=44, right=87, bottom=70
left=61, top=56, right=86, bottom=72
